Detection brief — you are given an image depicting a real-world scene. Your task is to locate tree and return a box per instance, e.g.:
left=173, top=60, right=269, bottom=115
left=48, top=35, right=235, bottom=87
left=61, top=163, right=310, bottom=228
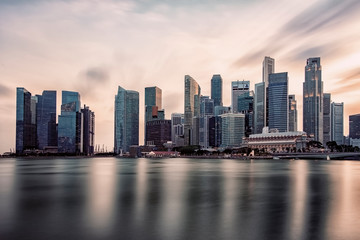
left=326, top=141, right=337, bottom=152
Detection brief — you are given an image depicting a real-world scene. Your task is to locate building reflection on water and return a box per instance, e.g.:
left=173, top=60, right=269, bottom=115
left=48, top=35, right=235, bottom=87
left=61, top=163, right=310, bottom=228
left=1, top=158, right=360, bottom=240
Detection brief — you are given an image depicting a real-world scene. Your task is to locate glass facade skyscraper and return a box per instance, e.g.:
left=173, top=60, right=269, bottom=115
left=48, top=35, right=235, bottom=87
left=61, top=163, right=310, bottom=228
left=254, top=82, right=265, bottom=133
left=199, top=96, right=214, bottom=148
left=36, top=90, right=57, bottom=150
left=184, top=75, right=201, bottom=146
left=349, top=114, right=360, bottom=139
left=268, top=72, right=288, bottom=132
left=231, top=80, right=249, bottom=113
left=211, top=74, right=223, bottom=107
left=114, top=86, right=139, bottom=154
left=221, top=113, right=245, bottom=148
left=303, top=57, right=323, bottom=143
left=82, top=105, right=95, bottom=155
left=323, top=93, right=331, bottom=144
left=58, top=91, right=81, bottom=153
left=16, top=87, right=36, bottom=153
left=331, top=102, right=344, bottom=145
left=238, top=91, right=254, bottom=137
left=145, top=86, right=163, bottom=144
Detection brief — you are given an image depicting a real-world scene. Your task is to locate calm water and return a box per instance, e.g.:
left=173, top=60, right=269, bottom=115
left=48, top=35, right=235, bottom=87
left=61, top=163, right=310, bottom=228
left=1, top=157, right=360, bottom=240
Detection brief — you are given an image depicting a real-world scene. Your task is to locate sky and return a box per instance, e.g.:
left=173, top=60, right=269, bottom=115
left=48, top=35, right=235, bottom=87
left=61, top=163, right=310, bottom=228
left=1, top=0, right=360, bottom=153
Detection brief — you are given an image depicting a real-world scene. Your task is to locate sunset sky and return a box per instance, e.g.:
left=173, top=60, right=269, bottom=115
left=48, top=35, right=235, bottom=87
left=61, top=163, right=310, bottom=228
left=1, top=0, right=360, bottom=153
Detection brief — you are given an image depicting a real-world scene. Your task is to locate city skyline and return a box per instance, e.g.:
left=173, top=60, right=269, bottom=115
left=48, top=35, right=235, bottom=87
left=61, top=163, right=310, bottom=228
left=1, top=0, right=360, bottom=153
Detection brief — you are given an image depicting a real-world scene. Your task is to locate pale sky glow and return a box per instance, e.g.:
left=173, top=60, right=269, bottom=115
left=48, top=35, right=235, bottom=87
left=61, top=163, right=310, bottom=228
left=1, top=0, right=360, bottom=153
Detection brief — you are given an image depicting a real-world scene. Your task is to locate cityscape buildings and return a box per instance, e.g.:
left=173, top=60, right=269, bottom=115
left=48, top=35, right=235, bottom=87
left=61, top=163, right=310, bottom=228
left=58, top=91, right=82, bottom=153
left=114, top=86, right=139, bottom=154
left=199, top=96, right=214, bottom=148
left=144, top=86, right=164, bottom=144
left=211, top=74, right=223, bottom=107
left=82, top=105, right=95, bottom=155
left=262, top=56, right=275, bottom=127
left=237, top=91, right=254, bottom=137
left=145, top=120, right=171, bottom=149
left=331, top=102, right=344, bottom=145
left=288, top=95, right=297, bottom=132
left=254, top=82, right=265, bottom=134
left=303, top=57, right=323, bottom=143
left=268, top=72, right=288, bottom=132
left=349, top=114, right=360, bottom=139
left=171, top=113, right=184, bottom=147
left=184, top=75, right=201, bottom=146
left=16, top=87, right=36, bottom=153
left=221, top=113, right=245, bottom=148
left=323, top=93, right=331, bottom=144
left=36, top=90, right=57, bottom=150
left=231, top=80, right=250, bottom=113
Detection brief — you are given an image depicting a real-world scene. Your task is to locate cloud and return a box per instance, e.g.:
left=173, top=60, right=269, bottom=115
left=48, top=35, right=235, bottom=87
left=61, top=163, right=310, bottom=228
left=232, top=0, right=360, bottom=68
left=83, top=67, right=110, bottom=83
left=0, top=84, right=11, bottom=97
left=75, top=66, right=110, bottom=99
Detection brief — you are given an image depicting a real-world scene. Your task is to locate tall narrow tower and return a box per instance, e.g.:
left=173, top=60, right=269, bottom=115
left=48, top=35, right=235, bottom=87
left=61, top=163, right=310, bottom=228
left=303, top=57, right=323, bottom=143
left=262, top=56, right=275, bottom=127
left=211, top=74, right=223, bottom=107
left=184, top=75, right=201, bottom=146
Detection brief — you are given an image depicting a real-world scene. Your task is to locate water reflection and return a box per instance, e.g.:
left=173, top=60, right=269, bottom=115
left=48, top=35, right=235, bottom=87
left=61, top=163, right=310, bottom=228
left=1, top=158, right=360, bottom=239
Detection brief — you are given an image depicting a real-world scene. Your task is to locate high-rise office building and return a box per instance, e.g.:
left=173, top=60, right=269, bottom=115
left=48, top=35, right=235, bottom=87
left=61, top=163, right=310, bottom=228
left=16, top=87, right=37, bottom=153
left=221, top=113, right=245, bottom=148
left=323, top=93, right=331, bottom=144
left=349, top=114, right=360, bottom=139
left=263, top=56, right=275, bottom=127
left=58, top=91, right=82, bottom=153
left=36, top=90, right=57, bottom=150
left=254, top=82, right=265, bottom=134
left=231, top=80, right=250, bottom=113
left=238, top=91, right=254, bottom=137
left=208, top=116, right=222, bottom=147
left=184, top=75, right=201, bottom=145
left=145, top=87, right=164, bottom=143
left=303, top=57, right=323, bottom=143
left=114, top=86, right=139, bottom=154
left=288, top=95, right=297, bottom=132
left=211, top=74, right=223, bottom=107
left=145, top=120, right=171, bottom=149
left=268, top=72, right=288, bottom=132
left=199, top=96, right=214, bottom=148
left=331, top=102, right=344, bottom=145
left=171, top=113, right=184, bottom=147
left=82, top=105, right=95, bottom=155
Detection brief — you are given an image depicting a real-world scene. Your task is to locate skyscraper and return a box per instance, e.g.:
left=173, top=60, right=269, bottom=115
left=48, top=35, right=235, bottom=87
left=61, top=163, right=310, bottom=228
left=171, top=113, right=184, bottom=147
left=146, top=120, right=171, bottom=149
left=58, top=91, right=81, bottom=153
left=331, top=102, right=344, bottom=145
left=303, top=57, right=323, bottom=143
left=114, top=86, right=139, bottom=154
left=16, top=87, right=36, bottom=153
left=288, top=95, right=297, bottom=132
left=263, top=56, right=275, bottom=127
left=221, top=113, right=245, bottom=148
left=199, top=96, right=214, bottom=148
left=82, top=105, right=95, bottom=155
left=323, top=93, right=331, bottom=144
left=211, top=74, right=223, bottom=107
left=349, top=114, right=360, bottom=139
left=36, top=90, right=57, bottom=150
left=238, top=91, right=254, bottom=137
left=184, top=75, right=201, bottom=145
left=268, top=72, right=288, bottom=132
left=145, top=86, right=163, bottom=144
left=254, top=82, right=265, bottom=134
left=231, top=80, right=249, bottom=113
